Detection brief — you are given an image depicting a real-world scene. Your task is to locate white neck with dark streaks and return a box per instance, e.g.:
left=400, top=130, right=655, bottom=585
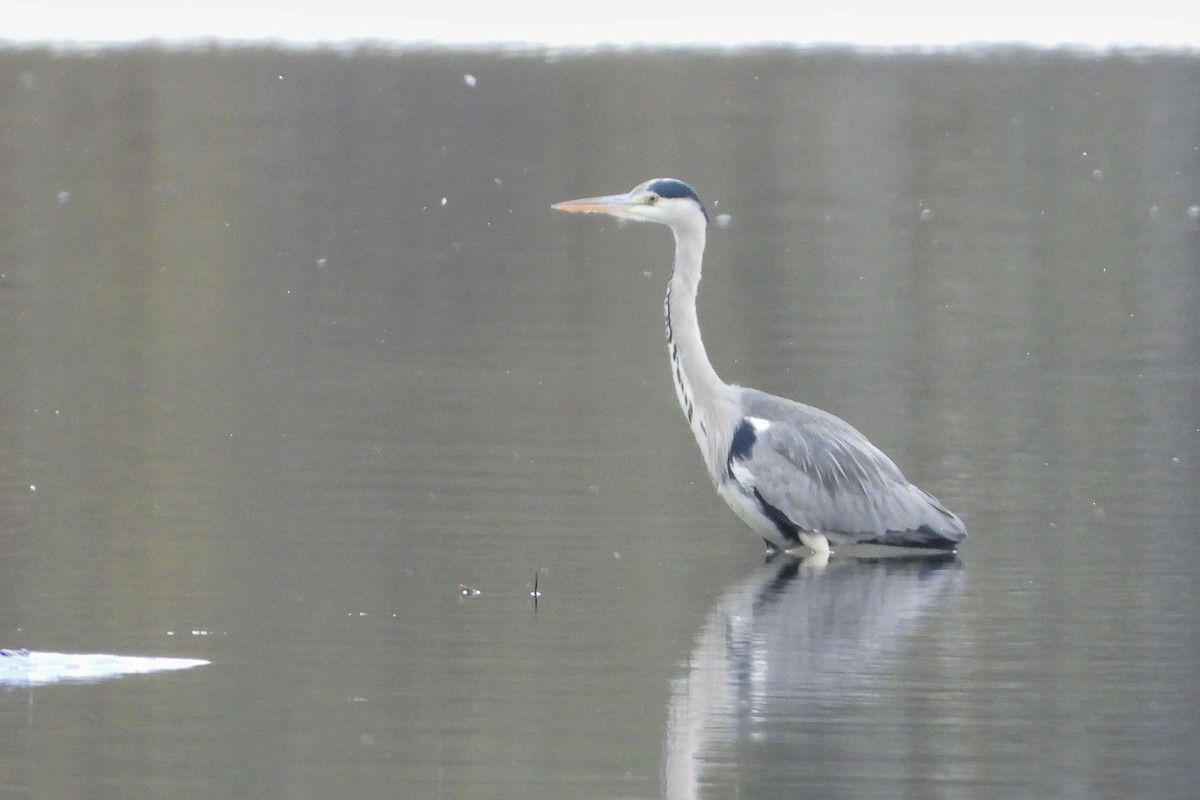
left=663, top=220, right=732, bottom=479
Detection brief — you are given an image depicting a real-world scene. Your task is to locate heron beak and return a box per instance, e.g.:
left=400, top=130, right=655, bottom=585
left=551, top=192, right=636, bottom=216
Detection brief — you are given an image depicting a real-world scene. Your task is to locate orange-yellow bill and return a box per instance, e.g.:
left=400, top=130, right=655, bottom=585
left=551, top=192, right=634, bottom=214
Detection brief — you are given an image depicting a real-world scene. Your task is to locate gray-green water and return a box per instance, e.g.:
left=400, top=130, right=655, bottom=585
left=0, top=47, right=1197, bottom=799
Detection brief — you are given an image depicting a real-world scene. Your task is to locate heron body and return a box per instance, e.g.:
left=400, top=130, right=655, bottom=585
left=553, top=178, right=966, bottom=556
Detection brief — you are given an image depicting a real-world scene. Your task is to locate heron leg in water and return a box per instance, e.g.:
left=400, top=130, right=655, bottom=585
left=797, top=531, right=831, bottom=559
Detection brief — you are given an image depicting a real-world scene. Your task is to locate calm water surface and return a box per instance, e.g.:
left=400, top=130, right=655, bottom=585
left=0, top=47, right=1197, bottom=799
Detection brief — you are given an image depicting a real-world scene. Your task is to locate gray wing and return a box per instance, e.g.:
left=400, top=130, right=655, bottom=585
left=731, top=389, right=966, bottom=546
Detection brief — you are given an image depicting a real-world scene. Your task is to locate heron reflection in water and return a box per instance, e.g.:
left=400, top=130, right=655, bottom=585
left=553, top=179, right=966, bottom=558
left=664, top=555, right=964, bottom=798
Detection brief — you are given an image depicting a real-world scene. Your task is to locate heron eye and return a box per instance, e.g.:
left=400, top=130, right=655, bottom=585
left=646, top=195, right=658, bottom=205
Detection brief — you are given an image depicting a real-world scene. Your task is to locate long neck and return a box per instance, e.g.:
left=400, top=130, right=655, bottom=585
left=664, top=221, right=732, bottom=475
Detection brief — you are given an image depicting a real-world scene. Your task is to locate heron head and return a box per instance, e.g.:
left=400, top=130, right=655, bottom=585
left=552, top=178, right=708, bottom=228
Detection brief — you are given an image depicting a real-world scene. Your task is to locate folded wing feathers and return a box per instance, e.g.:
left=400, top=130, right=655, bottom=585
left=733, top=390, right=964, bottom=541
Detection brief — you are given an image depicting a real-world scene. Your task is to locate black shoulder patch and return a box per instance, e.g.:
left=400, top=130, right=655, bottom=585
left=726, top=418, right=758, bottom=478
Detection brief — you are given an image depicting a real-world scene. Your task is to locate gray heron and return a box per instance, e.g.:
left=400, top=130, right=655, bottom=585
left=552, top=178, right=966, bottom=557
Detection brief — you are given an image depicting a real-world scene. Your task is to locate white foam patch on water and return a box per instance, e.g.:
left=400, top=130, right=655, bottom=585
left=1, top=650, right=210, bottom=686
